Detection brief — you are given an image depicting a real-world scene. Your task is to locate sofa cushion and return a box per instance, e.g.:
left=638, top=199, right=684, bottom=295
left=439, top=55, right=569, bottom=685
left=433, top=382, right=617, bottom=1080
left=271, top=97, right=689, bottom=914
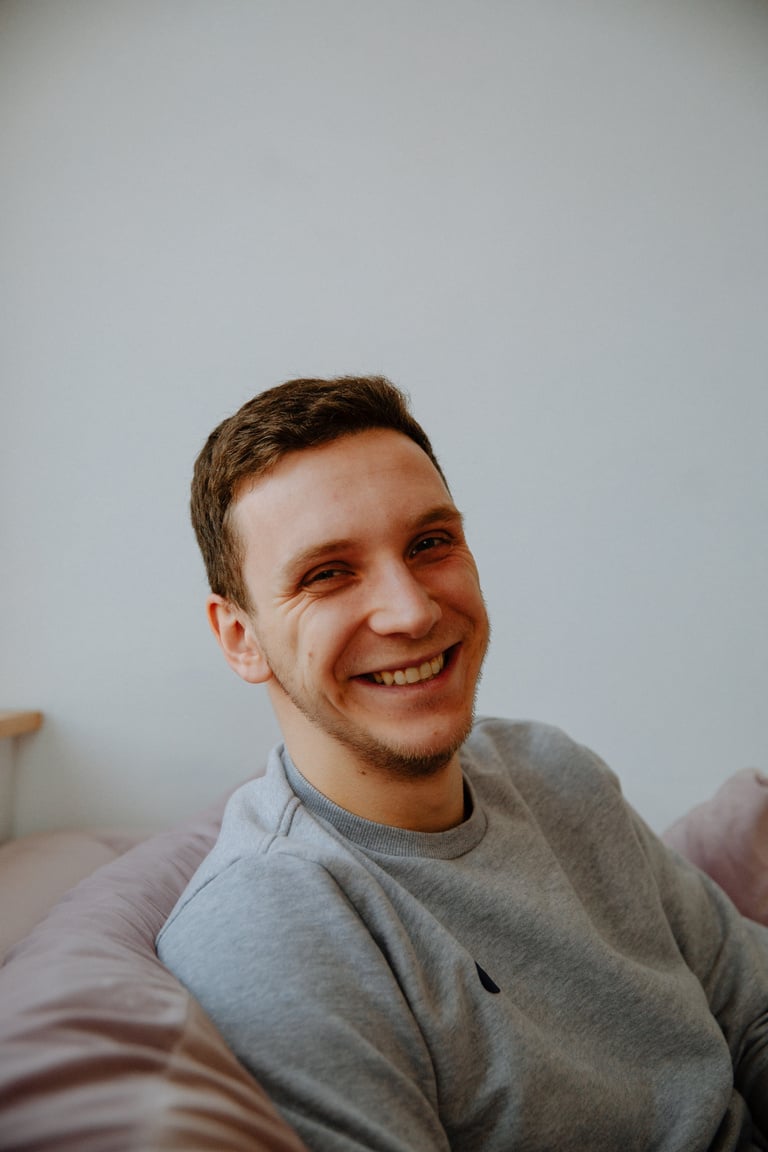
left=0, top=827, right=145, bottom=962
left=0, top=801, right=308, bottom=1152
left=662, top=767, right=768, bottom=926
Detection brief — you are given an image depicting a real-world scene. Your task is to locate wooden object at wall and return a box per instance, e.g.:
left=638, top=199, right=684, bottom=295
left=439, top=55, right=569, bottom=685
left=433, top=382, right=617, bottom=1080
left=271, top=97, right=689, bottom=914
left=0, top=711, right=43, bottom=740
left=0, top=711, right=43, bottom=841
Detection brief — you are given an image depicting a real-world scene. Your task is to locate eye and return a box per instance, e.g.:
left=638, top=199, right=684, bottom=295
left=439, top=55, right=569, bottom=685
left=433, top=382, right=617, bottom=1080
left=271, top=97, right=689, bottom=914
left=303, top=566, right=350, bottom=587
left=409, top=533, right=452, bottom=559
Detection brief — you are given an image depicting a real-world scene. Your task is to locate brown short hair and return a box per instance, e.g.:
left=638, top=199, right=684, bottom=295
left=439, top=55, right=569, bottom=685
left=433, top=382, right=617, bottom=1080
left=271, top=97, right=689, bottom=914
left=191, top=375, right=446, bottom=610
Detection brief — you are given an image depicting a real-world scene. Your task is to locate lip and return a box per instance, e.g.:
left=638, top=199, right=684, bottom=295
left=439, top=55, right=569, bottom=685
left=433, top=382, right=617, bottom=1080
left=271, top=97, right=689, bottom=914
left=354, top=644, right=459, bottom=685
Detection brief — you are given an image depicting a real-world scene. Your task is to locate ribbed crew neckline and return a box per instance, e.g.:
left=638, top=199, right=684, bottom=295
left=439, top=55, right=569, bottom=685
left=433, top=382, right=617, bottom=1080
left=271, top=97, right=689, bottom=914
left=280, top=747, right=487, bottom=860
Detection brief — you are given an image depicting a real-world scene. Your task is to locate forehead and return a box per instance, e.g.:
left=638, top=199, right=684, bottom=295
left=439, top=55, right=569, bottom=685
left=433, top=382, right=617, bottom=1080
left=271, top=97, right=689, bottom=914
left=232, top=429, right=455, bottom=572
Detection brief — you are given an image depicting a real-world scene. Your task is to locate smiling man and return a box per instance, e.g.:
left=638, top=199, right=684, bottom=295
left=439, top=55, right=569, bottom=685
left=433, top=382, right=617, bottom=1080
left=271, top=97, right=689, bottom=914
left=208, top=423, right=488, bottom=831
left=158, top=376, right=768, bottom=1151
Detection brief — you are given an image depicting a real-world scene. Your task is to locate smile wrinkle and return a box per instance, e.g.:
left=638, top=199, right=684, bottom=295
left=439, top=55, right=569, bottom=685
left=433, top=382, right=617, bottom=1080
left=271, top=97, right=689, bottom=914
left=370, top=652, right=445, bottom=686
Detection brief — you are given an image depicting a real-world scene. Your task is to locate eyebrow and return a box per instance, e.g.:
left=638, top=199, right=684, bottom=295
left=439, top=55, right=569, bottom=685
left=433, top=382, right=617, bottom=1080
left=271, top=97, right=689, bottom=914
left=280, top=503, right=464, bottom=584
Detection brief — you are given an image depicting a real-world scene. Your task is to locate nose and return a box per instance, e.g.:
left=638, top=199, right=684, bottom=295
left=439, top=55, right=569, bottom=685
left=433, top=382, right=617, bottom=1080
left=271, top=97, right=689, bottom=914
left=366, top=562, right=442, bottom=638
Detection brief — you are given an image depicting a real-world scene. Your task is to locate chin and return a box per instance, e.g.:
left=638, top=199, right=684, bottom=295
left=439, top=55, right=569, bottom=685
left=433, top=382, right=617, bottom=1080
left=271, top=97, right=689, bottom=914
left=354, top=718, right=474, bottom=780
left=382, top=748, right=457, bottom=780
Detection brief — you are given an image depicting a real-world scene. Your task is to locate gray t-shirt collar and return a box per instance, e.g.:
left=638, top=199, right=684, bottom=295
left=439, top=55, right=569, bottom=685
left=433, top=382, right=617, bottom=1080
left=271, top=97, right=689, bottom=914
left=280, top=745, right=487, bottom=859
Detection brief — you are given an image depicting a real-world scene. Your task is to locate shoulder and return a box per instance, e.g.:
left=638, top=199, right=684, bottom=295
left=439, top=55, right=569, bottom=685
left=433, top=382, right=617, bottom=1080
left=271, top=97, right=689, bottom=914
left=157, top=847, right=369, bottom=1012
left=157, top=745, right=360, bottom=956
left=463, top=717, right=627, bottom=836
left=465, top=717, right=620, bottom=792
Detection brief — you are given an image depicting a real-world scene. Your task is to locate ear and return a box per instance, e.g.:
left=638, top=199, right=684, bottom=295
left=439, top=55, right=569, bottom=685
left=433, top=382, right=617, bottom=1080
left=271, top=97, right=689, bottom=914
left=206, top=594, right=272, bottom=684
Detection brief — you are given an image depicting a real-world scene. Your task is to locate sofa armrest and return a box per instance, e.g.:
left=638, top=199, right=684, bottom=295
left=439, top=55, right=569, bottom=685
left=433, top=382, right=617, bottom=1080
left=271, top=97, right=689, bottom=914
left=0, top=802, right=309, bottom=1152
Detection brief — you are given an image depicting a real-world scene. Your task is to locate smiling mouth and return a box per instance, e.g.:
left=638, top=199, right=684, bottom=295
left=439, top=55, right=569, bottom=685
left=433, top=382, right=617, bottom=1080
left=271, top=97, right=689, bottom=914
left=366, top=650, right=447, bottom=686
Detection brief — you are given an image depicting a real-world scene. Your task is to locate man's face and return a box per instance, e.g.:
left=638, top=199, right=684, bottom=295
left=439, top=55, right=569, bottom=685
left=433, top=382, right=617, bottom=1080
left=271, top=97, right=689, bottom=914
left=226, top=428, right=490, bottom=782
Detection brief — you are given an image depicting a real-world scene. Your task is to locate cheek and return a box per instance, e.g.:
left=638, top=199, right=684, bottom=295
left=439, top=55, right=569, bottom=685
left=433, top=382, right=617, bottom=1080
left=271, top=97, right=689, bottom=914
left=436, top=561, right=485, bottom=608
left=300, top=604, right=358, bottom=668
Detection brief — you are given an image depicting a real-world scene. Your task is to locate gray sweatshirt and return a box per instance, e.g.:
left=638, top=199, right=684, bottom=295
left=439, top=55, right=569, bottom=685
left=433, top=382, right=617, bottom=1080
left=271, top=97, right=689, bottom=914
left=157, top=719, right=768, bottom=1150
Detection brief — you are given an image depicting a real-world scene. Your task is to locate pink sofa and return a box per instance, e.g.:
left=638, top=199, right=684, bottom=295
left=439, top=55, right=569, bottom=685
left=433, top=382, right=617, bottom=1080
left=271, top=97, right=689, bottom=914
left=1, top=769, right=766, bottom=1151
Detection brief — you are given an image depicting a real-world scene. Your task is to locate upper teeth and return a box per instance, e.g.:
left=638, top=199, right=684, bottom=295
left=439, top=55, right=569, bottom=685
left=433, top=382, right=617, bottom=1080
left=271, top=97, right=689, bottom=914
left=371, top=653, right=444, bottom=686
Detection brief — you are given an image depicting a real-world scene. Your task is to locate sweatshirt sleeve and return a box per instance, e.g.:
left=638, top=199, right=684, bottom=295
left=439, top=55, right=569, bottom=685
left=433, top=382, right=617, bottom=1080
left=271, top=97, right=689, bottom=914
left=157, top=851, right=451, bottom=1152
left=631, top=809, right=768, bottom=1133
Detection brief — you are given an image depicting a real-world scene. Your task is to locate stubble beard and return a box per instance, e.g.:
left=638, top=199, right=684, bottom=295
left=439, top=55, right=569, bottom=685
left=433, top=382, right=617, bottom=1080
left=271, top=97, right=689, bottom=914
left=268, top=664, right=482, bottom=780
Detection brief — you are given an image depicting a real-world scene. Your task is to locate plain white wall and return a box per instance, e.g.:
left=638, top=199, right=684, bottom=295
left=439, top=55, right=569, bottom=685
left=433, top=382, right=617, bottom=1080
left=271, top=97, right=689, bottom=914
left=1, top=0, right=766, bottom=836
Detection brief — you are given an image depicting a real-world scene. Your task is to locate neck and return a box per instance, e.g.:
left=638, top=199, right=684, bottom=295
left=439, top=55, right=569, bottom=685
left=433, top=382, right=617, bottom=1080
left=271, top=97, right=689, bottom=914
left=285, top=740, right=467, bottom=832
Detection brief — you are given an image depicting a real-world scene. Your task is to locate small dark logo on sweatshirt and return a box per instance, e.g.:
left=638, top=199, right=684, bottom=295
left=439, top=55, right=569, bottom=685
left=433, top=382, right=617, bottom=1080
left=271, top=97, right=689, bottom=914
left=475, top=962, right=501, bottom=994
